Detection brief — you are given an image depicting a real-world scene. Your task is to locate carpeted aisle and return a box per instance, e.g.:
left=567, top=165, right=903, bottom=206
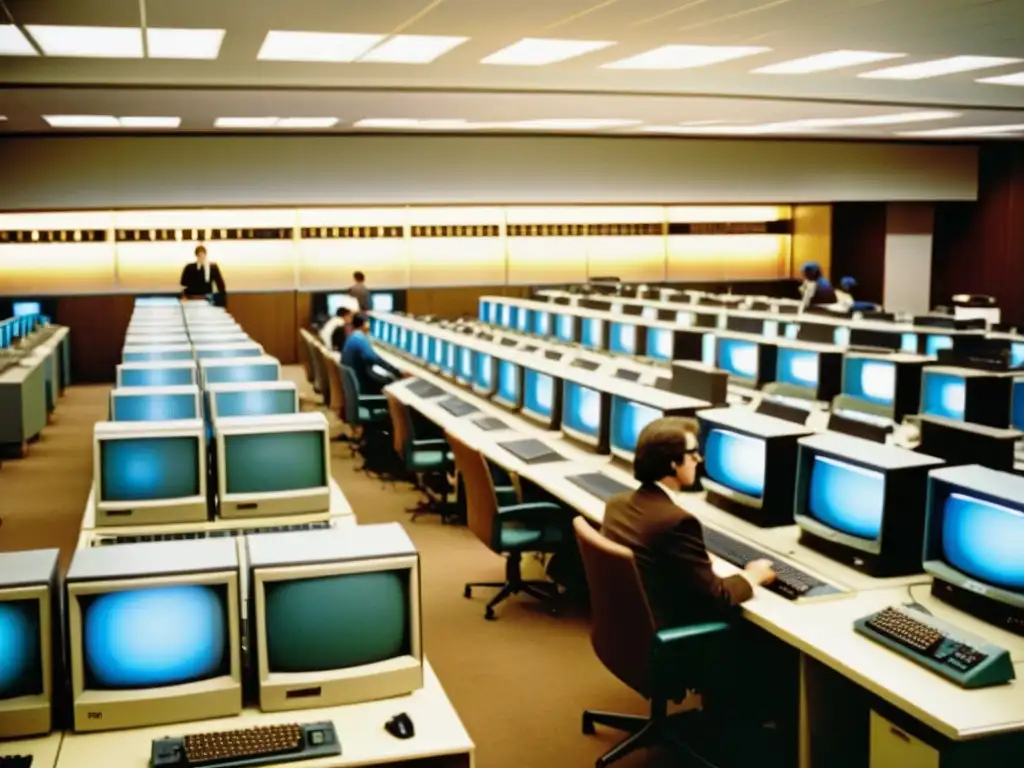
left=0, top=372, right=681, bottom=768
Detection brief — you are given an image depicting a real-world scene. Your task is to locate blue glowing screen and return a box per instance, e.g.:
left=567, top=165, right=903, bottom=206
left=203, top=363, right=278, bottom=384
left=497, top=361, right=520, bottom=404
left=777, top=348, right=819, bottom=389
left=784, top=324, right=799, bottom=340
left=921, top=372, right=966, bottom=421
left=516, top=309, right=530, bottom=332
left=581, top=318, right=604, bottom=350
left=112, top=393, right=198, bottom=422
left=555, top=314, right=575, bottom=343
left=0, top=600, right=42, bottom=699
left=926, top=335, right=954, bottom=356
left=610, top=397, right=661, bottom=456
left=124, top=349, right=193, bottom=363
left=479, top=302, right=489, bottom=322
left=646, top=328, right=673, bottom=361
left=1011, top=343, right=1024, bottom=369
left=82, top=585, right=228, bottom=689
left=458, top=347, right=474, bottom=382
left=833, top=327, right=851, bottom=347
left=843, top=359, right=896, bottom=406
left=500, top=304, right=513, bottom=329
left=214, top=388, right=295, bottom=418
left=371, top=293, right=394, bottom=313
left=642, top=306, right=658, bottom=321
left=609, top=323, right=637, bottom=355
left=900, top=333, right=918, bottom=353
left=1013, top=380, right=1024, bottom=430
left=717, top=338, right=758, bottom=381
left=442, top=343, right=456, bottom=375
left=524, top=370, right=554, bottom=419
left=487, top=302, right=499, bottom=324
left=475, top=353, right=494, bottom=391
left=941, top=492, right=1024, bottom=591
left=807, top=456, right=885, bottom=540
left=763, top=320, right=779, bottom=339
left=120, top=366, right=194, bottom=388
left=701, top=333, right=716, bottom=365
left=563, top=382, right=602, bottom=439
left=100, top=437, right=200, bottom=502
left=430, top=338, right=443, bottom=367
left=703, top=428, right=765, bottom=499
left=13, top=301, right=41, bottom=317
left=194, top=347, right=261, bottom=359
left=534, top=311, right=551, bottom=336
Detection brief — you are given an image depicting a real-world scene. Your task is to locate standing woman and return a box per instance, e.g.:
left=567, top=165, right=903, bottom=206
left=180, top=243, right=227, bottom=301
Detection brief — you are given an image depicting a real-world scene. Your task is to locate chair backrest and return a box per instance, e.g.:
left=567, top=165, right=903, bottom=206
left=322, top=347, right=345, bottom=417
left=339, top=365, right=361, bottom=425
left=297, top=329, right=315, bottom=383
left=309, top=339, right=330, bottom=404
left=573, top=516, right=657, bottom=698
left=445, top=430, right=499, bottom=551
left=384, top=390, right=408, bottom=458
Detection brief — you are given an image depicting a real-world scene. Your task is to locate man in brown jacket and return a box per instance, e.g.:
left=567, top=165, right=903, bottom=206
left=602, top=417, right=775, bottom=628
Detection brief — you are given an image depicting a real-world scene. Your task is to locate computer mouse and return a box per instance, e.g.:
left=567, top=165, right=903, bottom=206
left=385, top=712, right=415, bottom=740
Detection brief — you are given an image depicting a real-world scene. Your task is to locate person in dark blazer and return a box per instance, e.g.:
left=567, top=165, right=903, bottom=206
left=180, top=244, right=227, bottom=300
left=601, top=417, right=775, bottom=629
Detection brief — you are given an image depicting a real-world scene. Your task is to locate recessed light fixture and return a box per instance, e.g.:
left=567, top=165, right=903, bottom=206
left=147, top=28, right=225, bottom=60
left=275, top=117, right=339, bottom=128
left=637, top=124, right=772, bottom=135
left=0, top=24, right=37, bottom=55
left=26, top=25, right=143, bottom=58
left=860, top=55, right=1022, bottom=80
left=977, top=72, right=1024, bottom=87
left=481, top=38, right=614, bottom=66
left=43, top=115, right=121, bottom=128
left=257, top=30, right=385, bottom=62
left=753, top=49, right=905, bottom=74
left=354, top=118, right=478, bottom=129
left=603, top=44, right=768, bottom=70
left=360, top=34, right=468, bottom=64
left=897, top=123, right=1024, bottom=137
left=501, top=118, right=642, bottom=130
left=215, top=117, right=280, bottom=128
left=118, top=116, right=182, bottom=128
left=766, top=111, right=960, bottom=130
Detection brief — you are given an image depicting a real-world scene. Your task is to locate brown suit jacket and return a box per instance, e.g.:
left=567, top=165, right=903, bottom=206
left=601, top=484, right=753, bottom=629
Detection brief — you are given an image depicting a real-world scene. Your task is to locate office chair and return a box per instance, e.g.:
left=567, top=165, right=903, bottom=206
left=321, top=350, right=356, bottom=451
left=573, top=517, right=725, bottom=768
left=308, top=337, right=330, bottom=406
left=340, top=365, right=391, bottom=473
left=384, top=391, right=454, bottom=521
left=298, top=330, right=316, bottom=384
left=446, top=431, right=565, bottom=620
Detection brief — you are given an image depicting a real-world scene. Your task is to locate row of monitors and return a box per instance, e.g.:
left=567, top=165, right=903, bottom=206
left=0, top=524, right=423, bottom=738
left=1, top=312, right=50, bottom=349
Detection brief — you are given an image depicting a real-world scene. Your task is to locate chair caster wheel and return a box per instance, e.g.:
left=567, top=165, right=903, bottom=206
left=484, top=608, right=496, bottom=621
left=582, top=713, right=595, bottom=735
left=463, top=586, right=472, bottom=599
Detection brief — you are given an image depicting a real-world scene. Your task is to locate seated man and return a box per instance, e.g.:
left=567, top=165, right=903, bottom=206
left=341, top=314, right=402, bottom=394
left=319, top=306, right=352, bottom=351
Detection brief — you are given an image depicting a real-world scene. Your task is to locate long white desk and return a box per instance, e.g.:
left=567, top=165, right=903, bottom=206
left=54, top=661, right=474, bottom=768
left=0, top=731, right=62, bottom=767
left=375, top=343, right=1024, bottom=765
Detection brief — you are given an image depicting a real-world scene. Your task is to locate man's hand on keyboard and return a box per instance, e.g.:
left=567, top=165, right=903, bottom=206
left=744, top=559, right=777, bottom=586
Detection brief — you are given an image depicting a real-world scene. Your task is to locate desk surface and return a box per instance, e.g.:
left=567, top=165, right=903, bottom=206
left=55, top=662, right=474, bottom=768
left=0, top=731, right=62, bottom=766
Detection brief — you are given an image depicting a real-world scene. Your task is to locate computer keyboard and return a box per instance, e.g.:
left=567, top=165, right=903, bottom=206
left=472, top=416, right=508, bottom=432
left=567, top=472, right=633, bottom=501
left=407, top=379, right=444, bottom=399
left=855, top=605, right=1015, bottom=689
left=701, top=528, right=841, bottom=600
left=0, top=756, right=32, bottom=768
left=438, top=397, right=480, bottom=417
left=151, top=722, right=340, bottom=767
left=497, top=438, right=565, bottom=465
left=92, top=521, right=331, bottom=546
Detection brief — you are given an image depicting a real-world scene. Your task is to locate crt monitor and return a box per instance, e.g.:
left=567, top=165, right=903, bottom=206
left=12, top=301, right=42, bottom=317
left=919, top=367, right=1012, bottom=428
left=794, top=433, right=945, bottom=576
left=697, top=407, right=813, bottom=527
left=1011, top=341, right=1024, bottom=369
left=609, top=396, right=665, bottom=463
left=109, top=385, right=201, bottom=422
left=521, top=367, right=562, bottom=429
left=193, top=343, right=264, bottom=360
left=715, top=334, right=777, bottom=388
left=122, top=344, right=194, bottom=363
left=246, top=524, right=423, bottom=711
left=832, top=353, right=927, bottom=423
left=646, top=326, right=674, bottom=362
left=609, top=321, right=643, bottom=356
left=923, top=465, right=1024, bottom=637
left=561, top=380, right=609, bottom=452
left=533, top=309, right=551, bottom=337
left=479, top=300, right=492, bottom=323
left=93, top=419, right=208, bottom=527
left=473, top=351, right=497, bottom=397
left=326, top=293, right=358, bottom=316
left=796, top=321, right=836, bottom=344
left=916, top=415, right=1021, bottom=473
left=215, top=412, right=331, bottom=519
left=764, top=343, right=842, bottom=402
left=456, top=346, right=475, bottom=386
left=64, top=539, right=242, bottom=732
left=555, top=313, right=578, bottom=344
left=123, top=334, right=191, bottom=347
left=499, top=303, right=517, bottom=330
left=207, top=381, right=299, bottom=420
left=371, top=292, right=395, bottom=313
left=924, top=332, right=955, bottom=356
left=0, top=549, right=60, bottom=739
left=580, top=317, right=605, bottom=351
left=200, top=356, right=281, bottom=385
left=514, top=307, right=531, bottom=333
left=116, top=361, right=197, bottom=388
left=494, top=359, right=522, bottom=409
left=441, top=341, right=456, bottom=377
left=427, top=336, right=444, bottom=370
left=1013, top=376, right=1024, bottom=430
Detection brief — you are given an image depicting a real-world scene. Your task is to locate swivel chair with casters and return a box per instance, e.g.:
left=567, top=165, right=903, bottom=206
left=573, top=517, right=726, bottom=768
left=447, top=431, right=566, bottom=620
left=340, top=365, right=391, bottom=474
left=309, top=337, right=331, bottom=407
left=384, top=390, right=454, bottom=522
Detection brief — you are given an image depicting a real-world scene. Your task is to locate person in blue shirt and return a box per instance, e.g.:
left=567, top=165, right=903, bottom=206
left=836, top=276, right=880, bottom=313
left=341, top=314, right=402, bottom=394
left=799, top=262, right=837, bottom=309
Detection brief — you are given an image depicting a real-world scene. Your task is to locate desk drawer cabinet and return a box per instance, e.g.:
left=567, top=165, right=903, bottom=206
left=870, top=712, right=939, bottom=768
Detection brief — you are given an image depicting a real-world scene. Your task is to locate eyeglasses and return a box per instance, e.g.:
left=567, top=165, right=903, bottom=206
left=682, top=447, right=703, bottom=462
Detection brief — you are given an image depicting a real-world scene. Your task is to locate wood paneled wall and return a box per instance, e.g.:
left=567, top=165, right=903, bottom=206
left=227, top=292, right=299, bottom=365
left=831, top=203, right=888, bottom=305
left=932, top=143, right=1024, bottom=326
left=792, top=205, right=833, bottom=280
left=54, top=294, right=134, bottom=383
left=405, top=285, right=532, bottom=319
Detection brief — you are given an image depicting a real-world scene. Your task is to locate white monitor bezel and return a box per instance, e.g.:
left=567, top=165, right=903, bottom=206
left=108, top=385, right=202, bottom=422
left=0, top=584, right=53, bottom=738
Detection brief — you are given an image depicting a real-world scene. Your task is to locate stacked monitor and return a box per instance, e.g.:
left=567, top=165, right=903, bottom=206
left=832, top=352, right=927, bottom=423
left=918, top=367, right=1012, bottom=428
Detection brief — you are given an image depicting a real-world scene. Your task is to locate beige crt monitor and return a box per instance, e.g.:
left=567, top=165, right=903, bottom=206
left=93, top=419, right=208, bottom=526
left=65, top=539, right=242, bottom=732
left=215, top=412, right=331, bottom=519
left=116, top=360, right=197, bottom=388
left=0, top=549, right=60, bottom=739
left=206, top=380, right=299, bottom=421
left=247, top=524, right=423, bottom=712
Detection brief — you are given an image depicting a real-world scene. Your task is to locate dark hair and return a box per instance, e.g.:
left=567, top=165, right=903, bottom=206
left=633, top=417, right=699, bottom=484
left=336, top=306, right=352, bottom=318
left=353, top=271, right=365, bottom=282
left=801, top=261, right=821, bottom=280
left=351, top=313, right=368, bottom=330
left=194, top=244, right=207, bottom=257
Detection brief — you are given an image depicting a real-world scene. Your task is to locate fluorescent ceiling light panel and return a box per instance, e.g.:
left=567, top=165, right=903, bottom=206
left=753, top=49, right=905, bottom=74
left=977, top=72, right=1024, bottom=86
left=860, top=55, right=1021, bottom=80
left=502, top=118, right=641, bottom=130
left=481, top=38, right=614, bottom=66
left=0, top=24, right=37, bottom=55
left=354, top=118, right=477, bottom=129
left=768, top=111, right=959, bottom=130
left=26, top=25, right=143, bottom=58
left=897, top=123, right=1024, bottom=137
left=215, top=117, right=280, bottom=128
left=275, top=117, right=339, bottom=128
left=43, top=115, right=121, bottom=128
left=147, top=28, right=225, bottom=60
left=119, top=117, right=181, bottom=128
left=637, top=125, right=771, bottom=135
left=603, top=44, right=768, bottom=70
left=258, top=30, right=384, bottom=62
left=360, top=35, right=467, bottom=63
